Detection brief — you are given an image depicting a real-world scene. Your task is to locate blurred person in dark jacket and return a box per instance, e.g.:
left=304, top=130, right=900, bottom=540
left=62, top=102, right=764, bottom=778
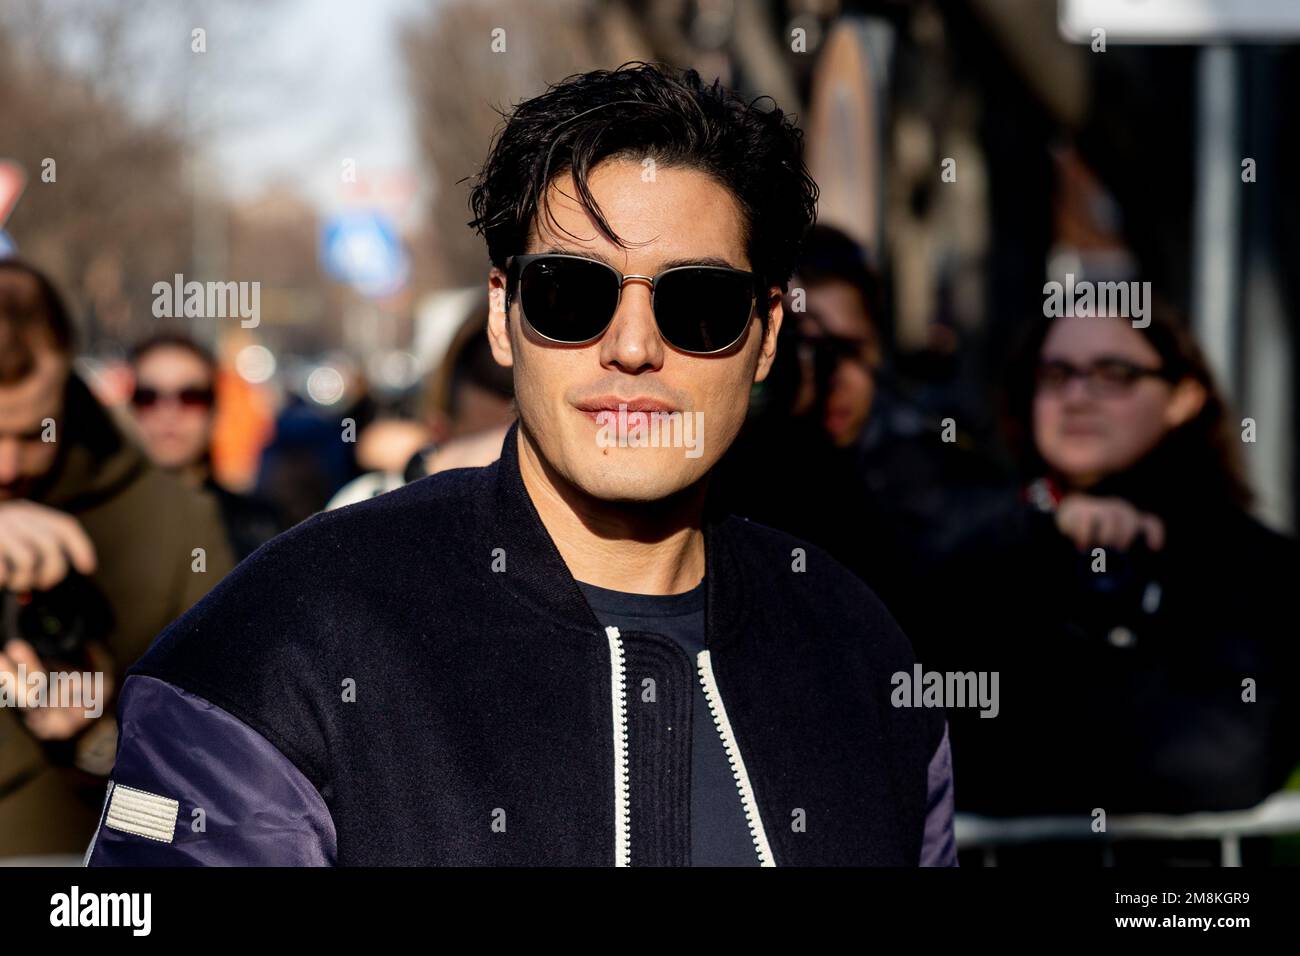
left=928, top=300, right=1300, bottom=859
left=0, top=259, right=235, bottom=858
left=715, top=225, right=1006, bottom=632
left=255, top=368, right=376, bottom=527
left=127, top=332, right=282, bottom=561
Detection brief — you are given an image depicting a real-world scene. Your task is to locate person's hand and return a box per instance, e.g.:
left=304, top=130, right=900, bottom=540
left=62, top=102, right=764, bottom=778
left=0, top=638, right=115, bottom=740
left=0, top=499, right=97, bottom=591
left=1055, top=494, right=1165, bottom=553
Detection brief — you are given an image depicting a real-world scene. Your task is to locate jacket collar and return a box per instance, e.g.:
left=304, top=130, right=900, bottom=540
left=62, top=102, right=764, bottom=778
left=485, top=419, right=747, bottom=649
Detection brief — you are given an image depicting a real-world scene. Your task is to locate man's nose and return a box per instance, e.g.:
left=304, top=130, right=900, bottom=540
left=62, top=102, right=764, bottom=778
left=598, top=279, right=664, bottom=374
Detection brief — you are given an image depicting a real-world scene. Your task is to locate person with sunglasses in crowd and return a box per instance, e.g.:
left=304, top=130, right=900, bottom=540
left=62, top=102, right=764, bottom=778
left=924, top=300, right=1300, bottom=864
left=86, top=62, right=956, bottom=867
left=714, top=225, right=1009, bottom=638
left=127, top=332, right=282, bottom=562
left=0, top=259, right=234, bottom=858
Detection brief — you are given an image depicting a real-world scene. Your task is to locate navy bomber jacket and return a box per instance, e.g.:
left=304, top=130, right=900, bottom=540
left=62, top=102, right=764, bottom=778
left=85, top=421, right=956, bottom=866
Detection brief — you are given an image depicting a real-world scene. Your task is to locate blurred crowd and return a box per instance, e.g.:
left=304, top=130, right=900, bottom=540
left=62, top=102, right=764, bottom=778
left=0, top=257, right=520, bottom=858
left=719, top=225, right=1300, bottom=865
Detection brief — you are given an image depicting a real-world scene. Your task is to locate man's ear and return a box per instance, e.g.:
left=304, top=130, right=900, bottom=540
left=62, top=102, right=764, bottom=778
left=486, top=267, right=514, bottom=368
left=1166, top=377, right=1207, bottom=428
left=753, top=288, right=784, bottom=384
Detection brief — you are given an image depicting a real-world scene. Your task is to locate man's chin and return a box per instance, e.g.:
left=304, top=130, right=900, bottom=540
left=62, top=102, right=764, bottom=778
left=569, top=455, right=705, bottom=505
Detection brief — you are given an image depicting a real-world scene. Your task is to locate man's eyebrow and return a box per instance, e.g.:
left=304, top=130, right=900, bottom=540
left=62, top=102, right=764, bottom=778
left=537, top=248, right=747, bottom=272
left=658, top=255, right=746, bottom=271
left=538, top=246, right=616, bottom=265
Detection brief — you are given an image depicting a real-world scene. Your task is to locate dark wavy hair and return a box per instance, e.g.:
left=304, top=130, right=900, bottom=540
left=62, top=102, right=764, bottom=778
left=1004, top=298, right=1253, bottom=509
left=467, top=61, right=819, bottom=318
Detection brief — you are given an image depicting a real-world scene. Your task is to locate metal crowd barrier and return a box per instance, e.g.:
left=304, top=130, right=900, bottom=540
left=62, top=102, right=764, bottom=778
left=955, top=791, right=1300, bottom=866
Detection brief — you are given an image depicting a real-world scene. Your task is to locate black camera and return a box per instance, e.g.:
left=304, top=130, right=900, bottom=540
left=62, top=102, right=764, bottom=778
left=1, top=572, right=114, bottom=670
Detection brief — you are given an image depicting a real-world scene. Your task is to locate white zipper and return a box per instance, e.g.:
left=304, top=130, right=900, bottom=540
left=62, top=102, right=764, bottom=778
left=696, top=649, right=776, bottom=866
left=605, top=626, right=631, bottom=867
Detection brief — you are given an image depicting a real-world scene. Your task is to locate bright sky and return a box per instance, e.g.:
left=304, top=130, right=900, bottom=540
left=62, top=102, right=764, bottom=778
left=199, top=0, right=430, bottom=217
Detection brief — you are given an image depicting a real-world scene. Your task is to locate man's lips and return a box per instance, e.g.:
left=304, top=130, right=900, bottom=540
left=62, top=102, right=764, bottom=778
left=574, top=398, right=683, bottom=436
left=575, top=396, right=679, bottom=417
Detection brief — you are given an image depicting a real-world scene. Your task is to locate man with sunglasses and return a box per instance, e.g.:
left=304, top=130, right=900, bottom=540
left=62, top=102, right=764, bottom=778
left=87, top=63, right=955, bottom=867
left=0, top=259, right=234, bottom=858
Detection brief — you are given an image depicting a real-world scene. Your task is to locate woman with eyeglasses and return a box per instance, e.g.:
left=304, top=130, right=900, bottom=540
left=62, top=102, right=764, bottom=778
left=924, top=302, right=1300, bottom=863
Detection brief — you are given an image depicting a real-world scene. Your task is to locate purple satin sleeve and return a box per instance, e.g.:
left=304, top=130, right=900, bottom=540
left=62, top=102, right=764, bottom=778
left=920, top=722, right=957, bottom=866
left=84, top=675, right=337, bottom=866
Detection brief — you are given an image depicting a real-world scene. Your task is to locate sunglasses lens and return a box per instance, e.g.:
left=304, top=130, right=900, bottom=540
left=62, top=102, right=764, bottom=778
left=519, top=257, right=620, bottom=343
left=179, top=387, right=215, bottom=408
left=654, top=268, right=755, bottom=353
left=132, top=386, right=213, bottom=409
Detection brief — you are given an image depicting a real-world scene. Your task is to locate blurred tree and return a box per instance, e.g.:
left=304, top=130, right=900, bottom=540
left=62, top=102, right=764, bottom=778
left=0, top=4, right=197, bottom=353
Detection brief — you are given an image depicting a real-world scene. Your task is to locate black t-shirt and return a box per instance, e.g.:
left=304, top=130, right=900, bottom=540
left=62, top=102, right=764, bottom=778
left=577, top=578, right=758, bottom=866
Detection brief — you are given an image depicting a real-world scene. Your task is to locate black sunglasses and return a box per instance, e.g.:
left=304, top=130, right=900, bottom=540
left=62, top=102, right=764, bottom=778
left=131, top=385, right=216, bottom=409
left=504, top=253, right=762, bottom=355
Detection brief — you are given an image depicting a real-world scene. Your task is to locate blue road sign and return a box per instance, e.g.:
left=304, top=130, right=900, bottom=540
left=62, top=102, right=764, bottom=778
left=320, top=210, right=410, bottom=298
